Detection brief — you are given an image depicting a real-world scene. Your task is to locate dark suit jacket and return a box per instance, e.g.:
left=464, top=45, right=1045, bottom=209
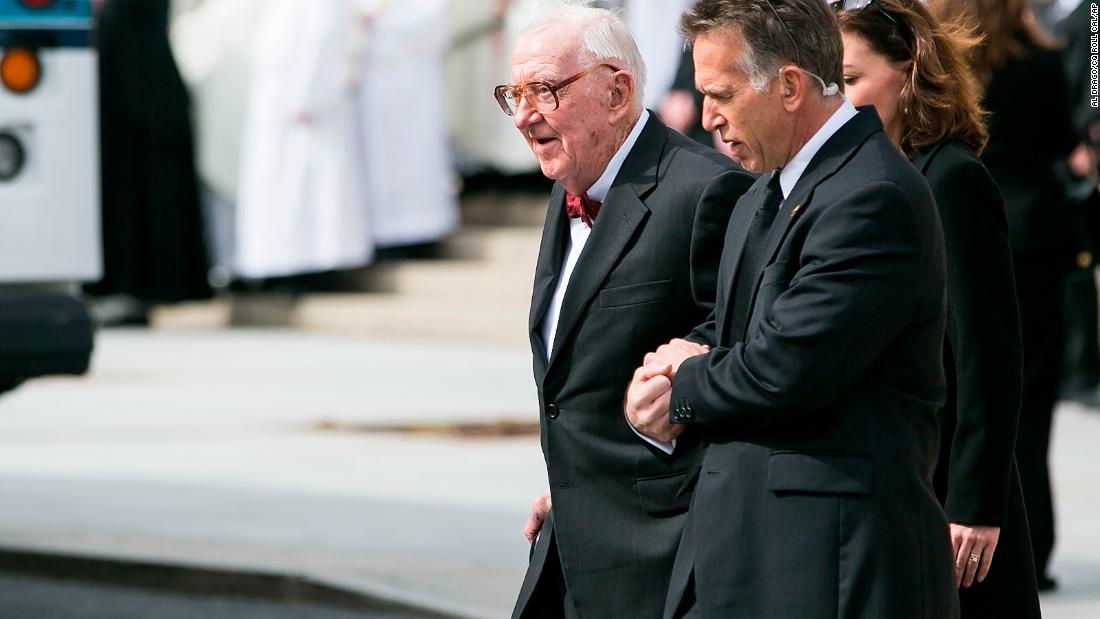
left=512, top=115, right=755, bottom=619
left=914, top=140, right=1040, bottom=618
left=664, top=108, right=958, bottom=619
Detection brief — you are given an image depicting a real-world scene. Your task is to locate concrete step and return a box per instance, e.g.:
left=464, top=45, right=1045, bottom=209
left=361, top=260, right=535, bottom=301
left=151, top=294, right=531, bottom=346
left=459, top=193, right=548, bottom=228
left=294, top=294, right=529, bottom=344
left=437, top=227, right=544, bottom=263
left=150, top=201, right=550, bottom=343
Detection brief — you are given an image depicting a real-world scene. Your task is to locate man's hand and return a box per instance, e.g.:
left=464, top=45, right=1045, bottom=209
left=523, top=495, right=552, bottom=543
left=950, top=523, right=1000, bottom=588
left=642, top=339, right=710, bottom=377
left=625, top=363, right=681, bottom=443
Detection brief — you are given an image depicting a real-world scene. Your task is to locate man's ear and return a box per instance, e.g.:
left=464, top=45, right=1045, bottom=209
left=778, top=66, right=805, bottom=112
left=609, top=71, right=634, bottom=111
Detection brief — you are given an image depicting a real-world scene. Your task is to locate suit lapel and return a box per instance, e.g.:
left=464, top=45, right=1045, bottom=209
left=530, top=185, right=569, bottom=375
left=547, top=184, right=650, bottom=372
left=544, top=116, right=665, bottom=374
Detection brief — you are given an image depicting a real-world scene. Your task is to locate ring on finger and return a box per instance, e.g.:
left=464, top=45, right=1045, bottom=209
left=968, top=553, right=981, bottom=564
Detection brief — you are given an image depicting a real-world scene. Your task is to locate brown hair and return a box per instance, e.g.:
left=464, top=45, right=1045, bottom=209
left=837, top=0, right=989, bottom=154
left=680, top=0, right=844, bottom=93
left=926, top=0, right=1061, bottom=84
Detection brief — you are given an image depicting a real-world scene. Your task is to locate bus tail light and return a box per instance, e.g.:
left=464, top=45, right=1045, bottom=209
left=1, top=48, right=42, bottom=94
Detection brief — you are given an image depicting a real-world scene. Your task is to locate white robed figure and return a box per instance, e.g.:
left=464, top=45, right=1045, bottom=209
left=235, top=0, right=371, bottom=278
left=170, top=0, right=265, bottom=282
left=446, top=0, right=539, bottom=174
left=358, top=0, right=458, bottom=247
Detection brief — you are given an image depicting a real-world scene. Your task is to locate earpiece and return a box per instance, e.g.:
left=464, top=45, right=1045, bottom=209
left=779, top=68, right=840, bottom=98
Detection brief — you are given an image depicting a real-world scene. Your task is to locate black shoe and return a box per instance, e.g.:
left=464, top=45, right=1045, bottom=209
left=1037, top=574, right=1058, bottom=592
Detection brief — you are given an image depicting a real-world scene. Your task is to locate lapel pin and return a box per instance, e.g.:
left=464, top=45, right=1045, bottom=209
left=790, top=203, right=802, bottom=218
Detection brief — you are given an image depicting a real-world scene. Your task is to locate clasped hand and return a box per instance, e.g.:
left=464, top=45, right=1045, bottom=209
left=624, top=339, right=709, bottom=443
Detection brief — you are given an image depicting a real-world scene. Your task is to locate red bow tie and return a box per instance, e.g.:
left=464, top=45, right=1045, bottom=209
left=565, top=193, right=602, bottom=228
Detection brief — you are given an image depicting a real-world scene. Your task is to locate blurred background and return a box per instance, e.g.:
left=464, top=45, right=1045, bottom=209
left=0, top=0, right=1098, bottom=616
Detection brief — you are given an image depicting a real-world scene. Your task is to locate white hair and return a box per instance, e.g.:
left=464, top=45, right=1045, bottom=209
left=520, top=0, right=647, bottom=108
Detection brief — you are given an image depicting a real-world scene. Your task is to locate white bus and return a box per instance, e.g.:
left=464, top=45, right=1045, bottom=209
left=0, top=0, right=97, bottom=395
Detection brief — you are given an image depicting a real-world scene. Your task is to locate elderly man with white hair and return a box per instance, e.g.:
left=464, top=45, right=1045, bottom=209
left=496, top=2, right=754, bottom=617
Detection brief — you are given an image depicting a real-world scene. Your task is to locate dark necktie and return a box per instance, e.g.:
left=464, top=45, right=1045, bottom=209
left=565, top=192, right=602, bottom=228
left=729, top=170, right=784, bottom=342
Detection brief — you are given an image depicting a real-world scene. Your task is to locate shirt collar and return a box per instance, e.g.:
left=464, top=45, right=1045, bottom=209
left=778, top=97, right=857, bottom=199
left=584, top=109, right=650, bottom=203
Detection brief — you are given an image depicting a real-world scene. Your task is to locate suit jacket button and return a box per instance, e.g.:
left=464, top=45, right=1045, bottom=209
left=547, top=403, right=560, bottom=419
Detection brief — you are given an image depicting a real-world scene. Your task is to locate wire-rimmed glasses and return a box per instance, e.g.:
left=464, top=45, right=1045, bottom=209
left=494, top=63, right=620, bottom=117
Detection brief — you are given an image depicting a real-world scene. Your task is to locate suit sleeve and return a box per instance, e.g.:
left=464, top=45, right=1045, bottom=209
left=685, top=168, right=755, bottom=346
left=934, top=154, right=1023, bottom=526
left=684, top=307, right=718, bottom=346
left=671, top=180, right=937, bottom=427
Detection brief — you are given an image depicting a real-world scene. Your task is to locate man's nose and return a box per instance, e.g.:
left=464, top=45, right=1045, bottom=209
left=700, top=98, right=722, bottom=133
left=513, top=97, right=543, bottom=130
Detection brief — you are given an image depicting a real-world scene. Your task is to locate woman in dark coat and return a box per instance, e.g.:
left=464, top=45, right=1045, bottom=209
left=90, top=0, right=211, bottom=314
left=934, top=0, right=1080, bottom=590
left=837, top=0, right=1040, bottom=615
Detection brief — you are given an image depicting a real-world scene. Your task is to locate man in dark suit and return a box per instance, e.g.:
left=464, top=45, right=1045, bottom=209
left=495, top=3, right=754, bottom=618
left=626, top=1, right=958, bottom=617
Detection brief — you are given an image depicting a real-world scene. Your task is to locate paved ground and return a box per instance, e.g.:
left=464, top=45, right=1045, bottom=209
left=0, top=330, right=545, bottom=617
left=1037, top=399, right=1100, bottom=618
left=0, top=573, right=418, bottom=619
left=0, top=329, right=1097, bottom=617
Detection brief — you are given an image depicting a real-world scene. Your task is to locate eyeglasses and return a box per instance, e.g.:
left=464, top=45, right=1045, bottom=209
left=831, top=0, right=900, bottom=28
left=494, top=63, right=619, bottom=117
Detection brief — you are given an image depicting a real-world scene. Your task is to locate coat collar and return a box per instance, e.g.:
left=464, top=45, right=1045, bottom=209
left=909, top=139, right=953, bottom=174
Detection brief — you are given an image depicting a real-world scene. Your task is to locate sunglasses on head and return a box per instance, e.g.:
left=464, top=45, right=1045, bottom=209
left=830, top=0, right=900, bottom=27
